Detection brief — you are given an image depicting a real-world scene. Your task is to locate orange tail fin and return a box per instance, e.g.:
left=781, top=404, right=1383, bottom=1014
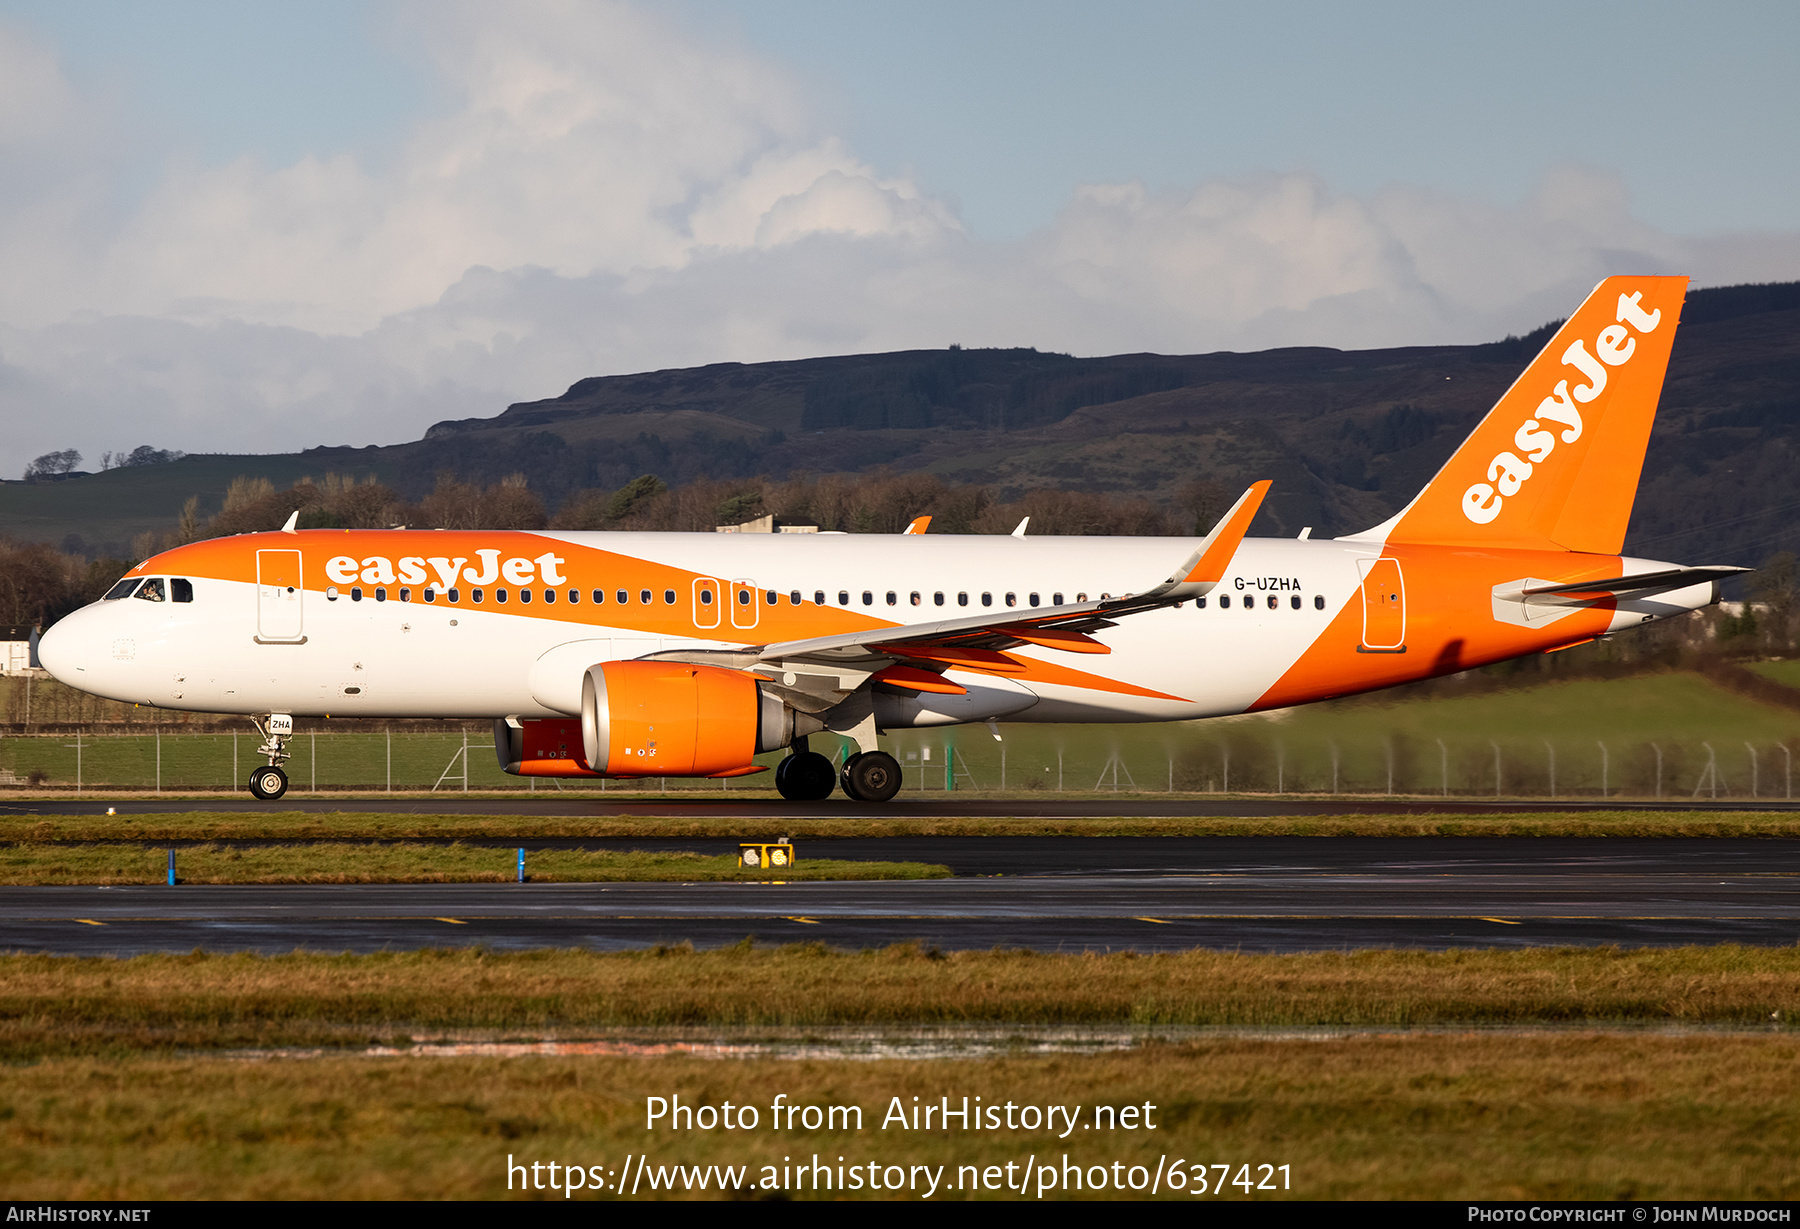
left=1362, top=275, right=1687, bottom=555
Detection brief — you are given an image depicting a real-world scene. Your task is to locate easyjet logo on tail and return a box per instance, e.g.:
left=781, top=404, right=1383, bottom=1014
left=1460, top=291, right=1663, bottom=525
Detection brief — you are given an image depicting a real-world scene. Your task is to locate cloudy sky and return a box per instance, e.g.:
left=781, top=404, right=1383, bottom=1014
left=1, top=0, right=1797, bottom=478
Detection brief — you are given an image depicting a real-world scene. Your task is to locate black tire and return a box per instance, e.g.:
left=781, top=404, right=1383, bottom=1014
left=776, top=751, right=837, bottom=801
left=842, top=750, right=902, bottom=803
left=838, top=752, right=864, bottom=801
left=248, top=765, right=288, bottom=801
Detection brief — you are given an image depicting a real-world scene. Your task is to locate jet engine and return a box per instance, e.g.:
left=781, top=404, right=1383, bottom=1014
left=553, top=659, right=818, bottom=778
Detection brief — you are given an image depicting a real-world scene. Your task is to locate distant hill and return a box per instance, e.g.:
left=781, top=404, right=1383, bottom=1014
left=4, top=280, right=1798, bottom=564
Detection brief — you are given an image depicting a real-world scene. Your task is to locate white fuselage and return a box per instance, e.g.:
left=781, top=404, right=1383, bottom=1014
left=38, top=529, right=1708, bottom=727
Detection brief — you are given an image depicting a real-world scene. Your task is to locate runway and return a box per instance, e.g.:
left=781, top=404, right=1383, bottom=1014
left=7, top=837, right=1798, bottom=955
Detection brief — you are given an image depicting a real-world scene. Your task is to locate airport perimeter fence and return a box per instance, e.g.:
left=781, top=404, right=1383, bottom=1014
left=0, top=726, right=1796, bottom=799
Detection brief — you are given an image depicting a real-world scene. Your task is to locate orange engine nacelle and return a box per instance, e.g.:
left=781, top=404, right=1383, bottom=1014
left=582, top=660, right=775, bottom=778
left=495, top=661, right=813, bottom=779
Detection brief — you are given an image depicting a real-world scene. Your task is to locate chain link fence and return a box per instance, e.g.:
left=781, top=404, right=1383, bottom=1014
left=1, top=725, right=1795, bottom=798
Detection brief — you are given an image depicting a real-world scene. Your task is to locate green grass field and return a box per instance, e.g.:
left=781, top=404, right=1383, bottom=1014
left=4, top=948, right=1800, bottom=1199
left=10, top=810, right=1800, bottom=842
left=6, top=946, right=1799, bottom=1055
left=0, top=843, right=947, bottom=885
left=1749, top=660, right=1800, bottom=689
left=5, top=1038, right=1798, bottom=1199
left=8, top=670, right=1798, bottom=798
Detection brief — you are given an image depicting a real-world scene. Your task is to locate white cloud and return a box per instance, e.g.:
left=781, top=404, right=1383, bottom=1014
left=2, top=3, right=1799, bottom=484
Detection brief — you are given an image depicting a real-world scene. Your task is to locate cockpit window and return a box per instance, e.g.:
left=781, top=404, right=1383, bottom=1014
left=171, top=578, right=193, bottom=603
left=104, top=579, right=141, bottom=600
left=135, top=578, right=166, bottom=602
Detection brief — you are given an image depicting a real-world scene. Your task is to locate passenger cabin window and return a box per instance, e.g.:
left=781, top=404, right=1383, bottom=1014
left=638, top=589, right=651, bottom=604
left=350, top=587, right=363, bottom=602
left=981, top=592, right=993, bottom=607
left=494, top=588, right=506, bottom=603
left=520, top=588, right=533, bottom=604
left=104, top=578, right=140, bottom=600
left=171, top=578, right=194, bottom=603
left=1053, top=592, right=1063, bottom=605
left=399, top=587, right=411, bottom=602
left=1196, top=596, right=1207, bottom=608
left=616, top=590, right=628, bottom=604
left=1314, top=595, right=1326, bottom=610
left=886, top=591, right=897, bottom=606
left=838, top=591, right=849, bottom=606
left=447, top=588, right=460, bottom=603
left=1290, top=595, right=1301, bottom=610
left=910, top=592, right=921, bottom=606
left=135, top=578, right=166, bottom=603
left=423, top=588, right=436, bottom=603
left=934, top=592, right=945, bottom=606
left=957, top=592, right=968, bottom=606
left=471, top=589, right=483, bottom=603
left=862, top=591, right=873, bottom=606
left=1028, top=593, right=1039, bottom=607
left=664, top=590, right=676, bottom=605
left=790, top=590, right=802, bottom=605
left=1219, top=594, right=1230, bottom=608
left=814, top=591, right=826, bottom=605
left=1005, top=592, right=1016, bottom=607
left=566, top=590, right=578, bottom=604
left=375, top=588, right=388, bottom=602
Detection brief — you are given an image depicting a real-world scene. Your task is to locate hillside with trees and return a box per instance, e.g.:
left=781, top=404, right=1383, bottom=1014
left=4, top=280, right=1799, bottom=628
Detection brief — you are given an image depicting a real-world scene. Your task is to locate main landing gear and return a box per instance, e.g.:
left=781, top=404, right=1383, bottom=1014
left=246, top=714, right=293, bottom=801
left=841, top=750, right=902, bottom=803
left=774, top=741, right=836, bottom=801
left=772, top=739, right=902, bottom=802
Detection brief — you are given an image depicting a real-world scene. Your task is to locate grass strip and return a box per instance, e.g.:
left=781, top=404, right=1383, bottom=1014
left=4, top=1037, right=1799, bottom=1199
left=0, top=842, right=945, bottom=886
left=10, top=808, right=1800, bottom=842
left=3, top=945, right=1799, bottom=1059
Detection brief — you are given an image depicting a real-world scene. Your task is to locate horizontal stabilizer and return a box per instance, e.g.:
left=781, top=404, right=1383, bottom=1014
left=1519, top=565, right=1751, bottom=600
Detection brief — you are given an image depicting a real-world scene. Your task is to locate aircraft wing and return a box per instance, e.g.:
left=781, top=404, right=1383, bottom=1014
left=749, top=482, right=1271, bottom=671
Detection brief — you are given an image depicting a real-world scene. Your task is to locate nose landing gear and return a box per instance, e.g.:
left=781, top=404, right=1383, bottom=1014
left=247, top=714, right=294, bottom=801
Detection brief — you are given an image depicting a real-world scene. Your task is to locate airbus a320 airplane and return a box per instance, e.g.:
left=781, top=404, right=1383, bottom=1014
left=39, top=275, right=1744, bottom=803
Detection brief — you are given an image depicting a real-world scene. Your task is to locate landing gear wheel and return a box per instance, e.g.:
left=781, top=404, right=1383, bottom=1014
left=248, top=765, right=288, bottom=801
left=775, top=751, right=837, bottom=801
left=839, top=752, right=865, bottom=801
left=841, top=750, right=902, bottom=803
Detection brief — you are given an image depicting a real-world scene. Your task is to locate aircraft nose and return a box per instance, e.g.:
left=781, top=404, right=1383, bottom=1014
left=36, top=609, right=97, bottom=686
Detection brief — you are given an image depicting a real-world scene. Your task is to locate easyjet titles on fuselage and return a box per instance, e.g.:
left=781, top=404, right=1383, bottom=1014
left=323, top=549, right=568, bottom=591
